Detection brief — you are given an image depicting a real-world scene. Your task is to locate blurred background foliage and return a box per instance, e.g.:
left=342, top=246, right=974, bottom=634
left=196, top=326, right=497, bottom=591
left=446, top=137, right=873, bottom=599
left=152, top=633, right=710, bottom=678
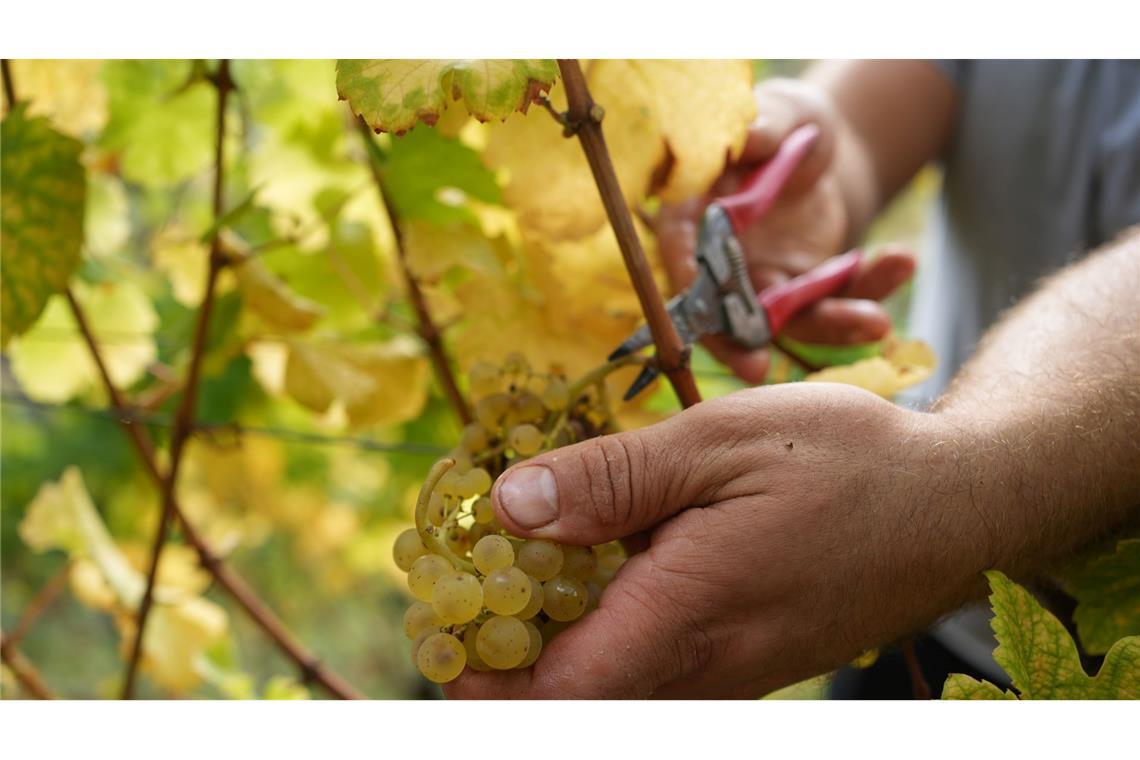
left=0, top=59, right=937, bottom=699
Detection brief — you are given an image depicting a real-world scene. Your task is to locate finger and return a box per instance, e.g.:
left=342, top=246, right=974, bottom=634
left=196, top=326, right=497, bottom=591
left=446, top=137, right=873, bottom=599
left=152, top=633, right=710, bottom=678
left=738, top=79, right=838, bottom=195
left=839, top=248, right=915, bottom=300
left=446, top=555, right=703, bottom=699
left=781, top=298, right=893, bottom=345
left=699, top=336, right=772, bottom=385
left=490, top=405, right=727, bottom=545
left=652, top=202, right=702, bottom=293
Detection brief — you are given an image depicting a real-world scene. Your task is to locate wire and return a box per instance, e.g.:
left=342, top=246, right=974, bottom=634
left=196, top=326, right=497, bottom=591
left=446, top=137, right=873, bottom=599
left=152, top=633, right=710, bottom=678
left=0, top=392, right=449, bottom=457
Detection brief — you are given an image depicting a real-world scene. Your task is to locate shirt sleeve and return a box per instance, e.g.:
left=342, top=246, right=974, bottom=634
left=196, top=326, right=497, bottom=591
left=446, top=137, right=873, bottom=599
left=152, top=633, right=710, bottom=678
left=930, top=59, right=969, bottom=90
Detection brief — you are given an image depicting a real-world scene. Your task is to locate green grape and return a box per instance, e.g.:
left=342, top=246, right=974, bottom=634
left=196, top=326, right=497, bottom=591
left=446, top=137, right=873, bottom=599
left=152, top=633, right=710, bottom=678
left=463, top=624, right=491, bottom=672
left=540, top=378, right=569, bottom=411
left=459, top=422, right=490, bottom=454
left=448, top=448, right=473, bottom=473
left=560, top=545, right=598, bottom=581
left=467, top=521, right=492, bottom=545
left=517, top=539, right=564, bottom=581
left=410, top=629, right=433, bottom=666
left=460, top=467, right=492, bottom=497
left=507, top=392, right=545, bottom=426
left=403, top=601, right=442, bottom=639
left=417, top=632, right=467, bottom=684
left=502, top=352, right=529, bottom=375
left=509, top=424, right=544, bottom=456
left=483, top=566, right=532, bottom=616
left=428, top=491, right=447, bottom=527
left=476, top=615, right=530, bottom=670
left=475, top=392, right=511, bottom=431
left=472, top=534, right=514, bottom=575
left=431, top=571, right=483, bottom=624
left=469, top=362, right=501, bottom=398
left=520, top=621, right=543, bottom=667
left=392, top=528, right=428, bottom=572
left=514, top=575, right=544, bottom=620
left=408, top=553, right=452, bottom=602
left=542, top=575, right=588, bottom=622
left=436, top=469, right=463, bottom=498
left=445, top=525, right=471, bottom=556
left=473, top=496, right=495, bottom=524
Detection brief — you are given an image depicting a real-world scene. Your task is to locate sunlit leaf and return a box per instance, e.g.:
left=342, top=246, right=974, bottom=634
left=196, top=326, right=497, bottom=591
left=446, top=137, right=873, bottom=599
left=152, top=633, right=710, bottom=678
left=1061, top=538, right=1140, bottom=655
left=7, top=60, right=108, bottom=137
left=337, top=59, right=558, bottom=135
left=262, top=675, right=311, bottom=700
left=84, top=173, right=131, bottom=259
left=1, top=105, right=87, bottom=345
left=151, top=225, right=210, bottom=306
left=403, top=218, right=507, bottom=283
left=9, top=280, right=158, bottom=403
left=136, top=597, right=229, bottom=694
left=235, top=257, right=325, bottom=332
left=941, top=675, right=1017, bottom=700
left=283, top=336, right=430, bottom=428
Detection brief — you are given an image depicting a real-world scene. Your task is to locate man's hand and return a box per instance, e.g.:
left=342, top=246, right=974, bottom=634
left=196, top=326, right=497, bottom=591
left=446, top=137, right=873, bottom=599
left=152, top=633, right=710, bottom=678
left=445, top=382, right=993, bottom=699
left=654, top=77, right=915, bottom=382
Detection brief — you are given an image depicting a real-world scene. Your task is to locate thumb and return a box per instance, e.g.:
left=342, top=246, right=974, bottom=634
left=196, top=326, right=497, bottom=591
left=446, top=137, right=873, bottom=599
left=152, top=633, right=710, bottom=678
left=491, top=408, right=722, bottom=545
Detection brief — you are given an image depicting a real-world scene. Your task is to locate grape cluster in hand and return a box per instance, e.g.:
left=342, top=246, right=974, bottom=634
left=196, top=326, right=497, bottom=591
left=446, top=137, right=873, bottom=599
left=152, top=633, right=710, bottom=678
left=393, top=354, right=627, bottom=683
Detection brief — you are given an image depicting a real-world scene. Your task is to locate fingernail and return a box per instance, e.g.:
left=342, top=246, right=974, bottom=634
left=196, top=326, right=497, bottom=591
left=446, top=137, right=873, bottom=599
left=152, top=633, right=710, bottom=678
left=497, top=466, right=558, bottom=529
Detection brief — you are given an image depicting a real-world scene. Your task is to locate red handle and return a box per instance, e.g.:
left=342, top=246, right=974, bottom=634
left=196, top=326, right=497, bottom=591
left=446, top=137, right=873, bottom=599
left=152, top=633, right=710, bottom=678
left=759, top=250, right=863, bottom=336
left=714, top=123, right=821, bottom=234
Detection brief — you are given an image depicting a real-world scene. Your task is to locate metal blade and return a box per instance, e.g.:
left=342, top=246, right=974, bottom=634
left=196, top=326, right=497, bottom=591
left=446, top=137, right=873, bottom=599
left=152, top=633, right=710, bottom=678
left=621, top=363, right=661, bottom=401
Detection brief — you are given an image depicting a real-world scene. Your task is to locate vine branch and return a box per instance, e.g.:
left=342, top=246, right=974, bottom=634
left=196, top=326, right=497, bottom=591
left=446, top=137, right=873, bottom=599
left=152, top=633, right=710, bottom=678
left=120, top=59, right=232, bottom=700
left=4, top=561, right=71, bottom=649
left=1, top=631, right=56, bottom=699
left=355, top=117, right=474, bottom=426
left=2, top=59, right=16, bottom=113
left=556, top=60, right=701, bottom=409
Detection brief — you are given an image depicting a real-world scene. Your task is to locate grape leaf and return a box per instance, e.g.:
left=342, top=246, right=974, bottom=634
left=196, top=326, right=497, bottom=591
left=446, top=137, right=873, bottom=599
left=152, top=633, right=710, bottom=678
left=403, top=218, right=507, bottom=283
left=235, top=257, right=325, bottom=332
left=943, top=570, right=1140, bottom=699
left=483, top=61, right=754, bottom=240
left=1061, top=538, right=1140, bottom=655
left=382, top=126, right=502, bottom=226
left=1, top=105, right=87, bottom=345
left=337, top=59, right=558, bottom=135
left=6, top=60, right=108, bottom=137
left=803, top=338, right=935, bottom=398
left=283, top=337, right=430, bottom=428
left=941, top=675, right=1017, bottom=700
left=8, top=281, right=158, bottom=403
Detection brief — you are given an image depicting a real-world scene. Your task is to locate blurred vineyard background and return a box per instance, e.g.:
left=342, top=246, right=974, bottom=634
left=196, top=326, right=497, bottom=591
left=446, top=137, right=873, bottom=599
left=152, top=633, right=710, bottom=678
left=0, top=59, right=936, bottom=699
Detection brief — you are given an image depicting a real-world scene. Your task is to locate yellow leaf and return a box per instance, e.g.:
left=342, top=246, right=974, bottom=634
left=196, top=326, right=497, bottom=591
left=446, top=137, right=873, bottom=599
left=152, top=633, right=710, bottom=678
left=9, top=280, right=158, bottom=403
left=85, top=173, right=131, bottom=259
left=151, top=226, right=210, bottom=307
left=134, top=597, right=229, bottom=694
left=283, top=336, right=431, bottom=428
left=804, top=338, right=937, bottom=398
left=19, top=467, right=144, bottom=604
left=70, top=557, right=118, bottom=611
left=403, top=218, right=507, bottom=283
left=235, top=258, right=325, bottom=332
left=483, top=77, right=663, bottom=240
left=9, top=60, right=108, bottom=137
left=593, top=60, right=756, bottom=203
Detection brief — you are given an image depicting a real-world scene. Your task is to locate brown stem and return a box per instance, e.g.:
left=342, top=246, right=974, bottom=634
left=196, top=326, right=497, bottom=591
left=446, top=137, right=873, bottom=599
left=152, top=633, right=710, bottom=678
left=1, top=631, right=56, bottom=699
left=65, top=291, right=365, bottom=700
left=5, top=562, right=71, bottom=648
left=2, top=59, right=16, bottom=112
left=355, top=118, right=474, bottom=426
left=120, top=59, right=232, bottom=700
left=556, top=60, right=701, bottom=409
left=901, top=639, right=932, bottom=699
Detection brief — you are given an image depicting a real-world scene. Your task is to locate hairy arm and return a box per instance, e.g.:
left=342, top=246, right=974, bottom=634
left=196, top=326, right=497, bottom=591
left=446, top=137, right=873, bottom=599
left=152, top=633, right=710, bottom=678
left=935, top=228, right=1140, bottom=575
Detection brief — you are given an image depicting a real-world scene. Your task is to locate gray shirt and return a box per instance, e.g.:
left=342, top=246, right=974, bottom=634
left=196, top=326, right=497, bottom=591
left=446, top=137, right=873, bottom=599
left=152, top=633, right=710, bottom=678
left=906, top=60, right=1140, bottom=681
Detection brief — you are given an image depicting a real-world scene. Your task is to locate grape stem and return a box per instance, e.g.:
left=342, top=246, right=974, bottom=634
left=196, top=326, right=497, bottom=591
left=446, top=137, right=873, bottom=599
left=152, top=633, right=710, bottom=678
left=543, top=354, right=645, bottom=446
left=415, top=458, right=476, bottom=573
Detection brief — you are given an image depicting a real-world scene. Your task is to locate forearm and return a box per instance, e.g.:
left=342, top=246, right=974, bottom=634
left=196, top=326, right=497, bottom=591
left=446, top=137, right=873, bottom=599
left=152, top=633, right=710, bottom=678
left=934, top=228, right=1140, bottom=575
left=805, top=60, right=957, bottom=246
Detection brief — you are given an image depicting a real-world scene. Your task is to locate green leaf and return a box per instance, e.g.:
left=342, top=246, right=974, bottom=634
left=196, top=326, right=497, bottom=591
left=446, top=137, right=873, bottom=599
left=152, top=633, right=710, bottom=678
left=381, top=126, right=502, bottom=226
left=945, top=570, right=1140, bottom=699
left=337, top=59, right=558, bottom=135
left=941, top=674, right=1017, bottom=700
left=1, top=105, right=87, bottom=345
left=1061, top=538, right=1140, bottom=655
left=777, top=336, right=883, bottom=368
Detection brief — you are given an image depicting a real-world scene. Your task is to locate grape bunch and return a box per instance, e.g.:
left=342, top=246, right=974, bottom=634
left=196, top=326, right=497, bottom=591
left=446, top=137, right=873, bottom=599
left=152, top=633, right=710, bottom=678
left=392, top=353, right=628, bottom=684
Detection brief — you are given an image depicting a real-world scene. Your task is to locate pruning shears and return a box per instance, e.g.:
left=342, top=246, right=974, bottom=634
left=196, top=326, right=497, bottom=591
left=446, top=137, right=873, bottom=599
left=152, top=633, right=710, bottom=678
left=611, top=124, right=864, bottom=400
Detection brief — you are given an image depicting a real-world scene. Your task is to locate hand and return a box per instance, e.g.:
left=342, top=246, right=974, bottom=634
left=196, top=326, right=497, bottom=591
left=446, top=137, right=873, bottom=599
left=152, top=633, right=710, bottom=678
left=653, top=78, right=914, bottom=383
left=444, top=383, right=992, bottom=699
